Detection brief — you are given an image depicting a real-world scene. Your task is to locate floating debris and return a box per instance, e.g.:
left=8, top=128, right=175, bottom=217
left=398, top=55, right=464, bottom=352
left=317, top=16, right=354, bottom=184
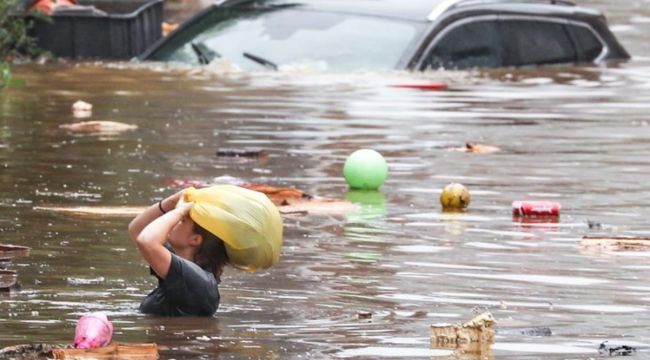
left=431, top=312, right=496, bottom=353
left=357, top=311, right=372, bottom=320
left=0, top=244, right=31, bottom=258
left=581, top=236, right=650, bottom=251
left=74, top=313, right=113, bottom=349
left=497, top=327, right=552, bottom=336
left=71, top=100, right=93, bottom=111
left=0, top=270, right=18, bottom=290
left=216, top=149, right=268, bottom=158
left=390, top=82, right=448, bottom=91
left=440, top=183, right=471, bottom=212
left=34, top=182, right=357, bottom=217
left=242, top=184, right=311, bottom=202
left=53, top=342, right=158, bottom=359
left=587, top=220, right=603, bottom=229
left=71, top=100, right=93, bottom=118
left=0, top=343, right=65, bottom=358
left=598, top=341, right=636, bottom=356
left=34, top=206, right=146, bottom=217
left=66, top=276, right=106, bottom=285
left=343, top=149, right=388, bottom=190
left=0, top=341, right=158, bottom=358
left=59, top=121, right=138, bottom=133
left=512, top=200, right=560, bottom=217
left=448, top=142, right=501, bottom=154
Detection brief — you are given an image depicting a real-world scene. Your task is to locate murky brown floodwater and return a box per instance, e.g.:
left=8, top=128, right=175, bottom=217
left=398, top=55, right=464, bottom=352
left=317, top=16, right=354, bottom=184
left=2, top=1, right=650, bottom=359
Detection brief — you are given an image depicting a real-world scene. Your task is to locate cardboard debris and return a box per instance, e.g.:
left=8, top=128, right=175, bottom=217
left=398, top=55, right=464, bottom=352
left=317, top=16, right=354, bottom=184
left=431, top=312, right=496, bottom=357
left=241, top=184, right=311, bottom=204
left=52, top=342, right=158, bottom=359
left=242, top=184, right=357, bottom=215
left=581, top=236, right=650, bottom=251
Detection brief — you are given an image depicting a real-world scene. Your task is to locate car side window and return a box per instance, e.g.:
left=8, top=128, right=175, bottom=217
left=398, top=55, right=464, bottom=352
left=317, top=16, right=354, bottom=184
left=566, top=24, right=604, bottom=62
left=422, top=20, right=501, bottom=70
left=499, top=20, right=576, bottom=67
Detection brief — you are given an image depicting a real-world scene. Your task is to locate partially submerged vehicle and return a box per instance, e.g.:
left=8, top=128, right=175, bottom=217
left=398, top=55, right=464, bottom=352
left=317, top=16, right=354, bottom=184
left=140, top=0, right=630, bottom=71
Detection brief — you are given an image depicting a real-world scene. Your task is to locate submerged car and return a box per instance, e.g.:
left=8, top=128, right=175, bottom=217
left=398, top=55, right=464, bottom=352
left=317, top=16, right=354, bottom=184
left=140, top=0, right=630, bottom=71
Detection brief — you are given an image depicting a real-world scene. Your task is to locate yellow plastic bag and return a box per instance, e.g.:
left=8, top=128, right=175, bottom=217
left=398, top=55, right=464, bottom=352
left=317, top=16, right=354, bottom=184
left=184, top=185, right=283, bottom=272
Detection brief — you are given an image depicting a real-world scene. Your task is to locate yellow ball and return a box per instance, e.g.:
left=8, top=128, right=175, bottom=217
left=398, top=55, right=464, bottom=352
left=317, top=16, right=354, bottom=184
left=440, top=183, right=470, bottom=211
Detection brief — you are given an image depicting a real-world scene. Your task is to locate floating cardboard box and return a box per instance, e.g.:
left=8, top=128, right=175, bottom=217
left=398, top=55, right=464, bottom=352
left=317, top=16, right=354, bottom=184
left=431, top=312, right=496, bottom=358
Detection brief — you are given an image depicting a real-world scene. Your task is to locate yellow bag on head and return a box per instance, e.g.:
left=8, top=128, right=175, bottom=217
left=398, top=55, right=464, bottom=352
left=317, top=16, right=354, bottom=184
left=184, top=185, right=283, bottom=272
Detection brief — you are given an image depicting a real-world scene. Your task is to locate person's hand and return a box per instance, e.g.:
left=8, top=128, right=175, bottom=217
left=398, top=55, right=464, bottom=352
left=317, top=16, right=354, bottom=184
left=157, top=189, right=193, bottom=214
left=175, top=191, right=193, bottom=214
left=165, top=189, right=184, bottom=205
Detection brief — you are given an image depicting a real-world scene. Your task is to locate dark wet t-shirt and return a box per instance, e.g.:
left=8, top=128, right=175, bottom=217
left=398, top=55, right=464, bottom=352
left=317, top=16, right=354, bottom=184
left=139, top=253, right=219, bottom=316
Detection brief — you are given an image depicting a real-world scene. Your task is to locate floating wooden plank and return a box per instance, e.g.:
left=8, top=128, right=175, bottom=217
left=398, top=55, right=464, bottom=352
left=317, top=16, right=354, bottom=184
left=34, top=198, right=357, bottom=218
left=59, top=121, right=138, bottom=133
left=0, top=270, right=18, bottom=289
left=279, top=199, right=358, bottom=215
left=431, top=312, right=496, bottom=357
left=52, top=342, right=158, bottom=359
left=35, top=182, right=357, bottom=218
left=581, top=236, right=650, bottom=250
left=0, top=244, right=30, bottom=258
left=33, top=206, right=147, bottom=217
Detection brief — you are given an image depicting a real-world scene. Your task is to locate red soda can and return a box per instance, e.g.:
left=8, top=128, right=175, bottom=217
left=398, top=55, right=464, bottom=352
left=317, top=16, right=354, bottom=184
left=512, top=201, right=561, bottom=216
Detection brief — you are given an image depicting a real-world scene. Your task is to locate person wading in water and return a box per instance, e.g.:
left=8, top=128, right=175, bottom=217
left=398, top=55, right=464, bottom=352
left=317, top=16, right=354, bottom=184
left=128, top=190, right=228, bottom=316
left=128, top=185, right=283, bottom=317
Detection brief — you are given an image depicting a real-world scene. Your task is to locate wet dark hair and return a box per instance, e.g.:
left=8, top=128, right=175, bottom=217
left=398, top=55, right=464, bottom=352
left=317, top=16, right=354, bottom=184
left=192, top=222, right=229, bottom=280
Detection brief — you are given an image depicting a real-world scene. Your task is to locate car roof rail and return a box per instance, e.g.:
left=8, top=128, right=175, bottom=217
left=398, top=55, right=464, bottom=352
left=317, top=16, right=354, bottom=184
left=428, top=0, right=576, bottom=21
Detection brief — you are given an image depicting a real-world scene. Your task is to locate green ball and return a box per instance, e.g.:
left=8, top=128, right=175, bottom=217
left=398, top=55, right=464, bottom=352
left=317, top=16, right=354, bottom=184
left=343, top=149, right=388, bottom=190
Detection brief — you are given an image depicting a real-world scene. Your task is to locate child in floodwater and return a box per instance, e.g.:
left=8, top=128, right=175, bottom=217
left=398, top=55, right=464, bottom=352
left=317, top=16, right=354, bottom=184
left=128, top=190, right=228, bottom=316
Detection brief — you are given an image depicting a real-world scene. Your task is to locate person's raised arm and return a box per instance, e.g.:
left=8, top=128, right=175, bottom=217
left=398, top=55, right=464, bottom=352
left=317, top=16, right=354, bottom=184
left=128, top=190, right=188, bottom=279
left=128, top=190, right=183, bottom=241
left=132, top=199, right=193, bottom=279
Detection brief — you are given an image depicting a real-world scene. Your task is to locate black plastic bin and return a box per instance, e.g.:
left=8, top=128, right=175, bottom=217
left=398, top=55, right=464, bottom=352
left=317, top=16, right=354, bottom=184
left=29, top=0, right=163, bottom=59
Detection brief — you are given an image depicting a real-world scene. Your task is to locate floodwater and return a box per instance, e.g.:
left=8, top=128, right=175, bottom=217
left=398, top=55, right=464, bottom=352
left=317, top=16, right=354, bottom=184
left=1, top=1, right=650, bottom=359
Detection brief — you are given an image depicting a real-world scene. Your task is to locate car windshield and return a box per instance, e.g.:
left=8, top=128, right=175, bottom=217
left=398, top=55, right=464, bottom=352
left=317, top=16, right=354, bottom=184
left=147, top=6, right=424, bottom=71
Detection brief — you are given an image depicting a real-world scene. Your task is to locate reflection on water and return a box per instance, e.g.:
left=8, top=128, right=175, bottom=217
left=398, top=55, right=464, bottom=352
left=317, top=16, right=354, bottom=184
left=2, top=1, right=650, bottom=358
